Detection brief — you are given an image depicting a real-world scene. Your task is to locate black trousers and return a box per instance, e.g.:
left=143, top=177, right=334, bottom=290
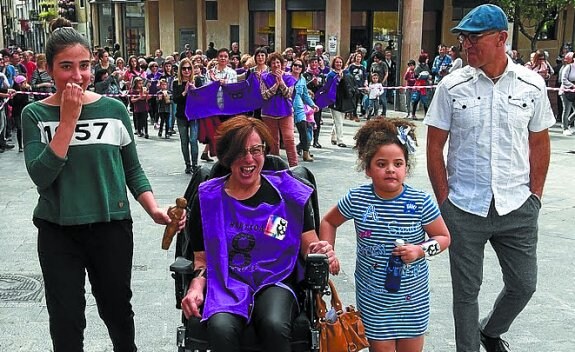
left=206, top=285, right=298, bottom=352
left=34, top=218, right=137, bottom=352
left=312, top=109, right=322, bottom=144
left=295, top=120, right=310, bottom=152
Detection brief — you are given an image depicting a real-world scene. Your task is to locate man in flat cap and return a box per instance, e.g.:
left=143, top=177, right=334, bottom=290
left=424, top=4, right=555, bottom=352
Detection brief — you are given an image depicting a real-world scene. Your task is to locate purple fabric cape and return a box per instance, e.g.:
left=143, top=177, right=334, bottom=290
left=221, top=73, right=264, bottom=115
left=198, top=170, right=312, bottom=322
left=185, top=74, right=264, bottom=119
left=314, top=74, right=340, bottom=109
left=261, top=73, right=297, bottom=117
left=185, top=82, right=221, bottom=120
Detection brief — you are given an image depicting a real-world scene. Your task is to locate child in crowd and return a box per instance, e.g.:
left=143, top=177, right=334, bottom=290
left=8, top=75, right=31, bottom=152
left=130, top=76, right=150, bottom=138
left=403, top=60, right=417, bottom=119
left=157, top=79, right=171, bottom=139
left=319, top=118, right=451, bottom=352
left=365, top=73, right=384, bottom=119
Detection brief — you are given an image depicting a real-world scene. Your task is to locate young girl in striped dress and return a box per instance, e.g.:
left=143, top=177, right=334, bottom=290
left=319, top=118, right=451, bottom=352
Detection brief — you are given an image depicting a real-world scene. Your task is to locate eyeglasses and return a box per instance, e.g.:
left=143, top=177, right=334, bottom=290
left=457, top=31, right=498, bottom=44
left=292, top=63, right=303, bottom=68
left=180, top=66, right=192, bottom=71
left=241, top=144, right=265, bottom=158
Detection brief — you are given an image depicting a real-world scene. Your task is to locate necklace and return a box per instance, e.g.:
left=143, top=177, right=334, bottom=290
left=490, top=72, right=505, bottom=83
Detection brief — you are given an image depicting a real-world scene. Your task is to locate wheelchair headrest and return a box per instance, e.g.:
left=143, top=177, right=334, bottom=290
left=209, top=154, right=289, bottom=178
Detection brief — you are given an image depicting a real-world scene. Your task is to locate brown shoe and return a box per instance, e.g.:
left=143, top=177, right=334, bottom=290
left=303, top=151, right=314, bottom=162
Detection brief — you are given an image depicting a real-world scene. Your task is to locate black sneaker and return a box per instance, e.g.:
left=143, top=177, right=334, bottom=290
left=480, top=331, right=510, bottom=352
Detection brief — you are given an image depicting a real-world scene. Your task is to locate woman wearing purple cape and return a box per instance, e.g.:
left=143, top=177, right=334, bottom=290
left=259, top=52, right=298, bottom=166
left=181, top=116, right=337, bottom=352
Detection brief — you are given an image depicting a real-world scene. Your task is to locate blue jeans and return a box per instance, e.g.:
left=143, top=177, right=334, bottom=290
left=442, top=196, right=540, bottom=352
left=176, top=118, right=198, bottom=168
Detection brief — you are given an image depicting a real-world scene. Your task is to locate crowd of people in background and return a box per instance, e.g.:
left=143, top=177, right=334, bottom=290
left=0, top=38, right=572, bottom=164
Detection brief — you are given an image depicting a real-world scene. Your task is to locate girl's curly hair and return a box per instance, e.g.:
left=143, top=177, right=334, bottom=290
left=353, top=118, right=418, bottom=173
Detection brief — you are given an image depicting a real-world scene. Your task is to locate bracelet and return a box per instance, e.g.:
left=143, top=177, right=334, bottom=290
left=419, top=239, right=441, bottom=257
left=193, top=267, right=206, bottom=279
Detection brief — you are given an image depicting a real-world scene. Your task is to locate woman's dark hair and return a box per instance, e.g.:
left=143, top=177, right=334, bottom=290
left=266, top=52, right=285, bottom=66
left=292, top=58, right=306, bottom=71
left=128, top=55, right=139, bottom=71
left=94, top=68, right=108, bottom=83
left=449, top=46, right=460, bottom=57
left=216, top=115, right=274, bottom=168
left=254, top=47, right=268, bottom=57
left=354, top=118, right=418, bottom=174
left=330, top=55, right=344, bottom=69
left=46, top=17, right=91, bottom=70
left=418, top=53, right=428, bottom=64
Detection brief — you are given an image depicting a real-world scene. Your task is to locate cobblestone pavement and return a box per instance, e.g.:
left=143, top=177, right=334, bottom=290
left=1, top=109, right=574, bottom=351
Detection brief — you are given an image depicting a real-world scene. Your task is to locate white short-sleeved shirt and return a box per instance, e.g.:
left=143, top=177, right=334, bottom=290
left=424, top=57, right=555, bottom=217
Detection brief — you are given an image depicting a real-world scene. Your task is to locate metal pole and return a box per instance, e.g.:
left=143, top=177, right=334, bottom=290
left=395, top=0, right=403, bottom=112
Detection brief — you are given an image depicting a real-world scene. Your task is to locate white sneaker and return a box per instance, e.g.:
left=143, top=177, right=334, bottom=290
left=563, top=129, right=573, bottom=136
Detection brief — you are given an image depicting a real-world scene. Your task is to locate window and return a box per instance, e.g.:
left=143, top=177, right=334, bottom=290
left=206, top=1, right=218, bottom=21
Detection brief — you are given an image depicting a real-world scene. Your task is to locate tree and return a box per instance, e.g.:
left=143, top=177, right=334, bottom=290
left=494, top=0, right=575, bottom=51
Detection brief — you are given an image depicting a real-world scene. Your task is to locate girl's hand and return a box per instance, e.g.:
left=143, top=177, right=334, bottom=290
left=60, top=83, right=84, bottom=126
left=392, top=244, right=424, bottom=264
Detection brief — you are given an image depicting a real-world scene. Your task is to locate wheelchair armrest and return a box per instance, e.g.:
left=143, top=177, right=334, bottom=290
left=170, top=256, right=195, bottom=275
left=304, top=253, right=329, bottom=291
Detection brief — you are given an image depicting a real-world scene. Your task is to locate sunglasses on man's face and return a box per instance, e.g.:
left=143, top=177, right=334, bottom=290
left=292, top=63, right=303, bottom=68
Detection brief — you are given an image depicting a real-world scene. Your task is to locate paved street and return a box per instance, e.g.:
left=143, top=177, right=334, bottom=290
left=1, top=109, right=574, bottom=351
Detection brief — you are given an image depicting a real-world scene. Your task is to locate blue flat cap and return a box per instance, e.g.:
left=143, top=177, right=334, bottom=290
left=451, top=4, right=508, bottom=33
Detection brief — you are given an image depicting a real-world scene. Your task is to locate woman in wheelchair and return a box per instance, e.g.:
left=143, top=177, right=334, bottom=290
left=181, top=115, right=336, bottom=352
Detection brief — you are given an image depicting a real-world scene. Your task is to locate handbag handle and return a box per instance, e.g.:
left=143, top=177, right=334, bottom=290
left=316, top=279, right=344, bottom=319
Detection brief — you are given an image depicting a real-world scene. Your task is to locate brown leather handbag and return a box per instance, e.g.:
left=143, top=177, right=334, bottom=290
left=316, top=280, right=370, bottom=352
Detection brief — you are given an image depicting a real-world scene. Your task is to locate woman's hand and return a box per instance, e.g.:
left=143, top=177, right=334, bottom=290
left=182, top=285, right=204, bottom=319
left=60, top=83, right=83, bottom=126
left=309, top=240, right=340, bottom=275
left=392, top=244, right=424, bottom=264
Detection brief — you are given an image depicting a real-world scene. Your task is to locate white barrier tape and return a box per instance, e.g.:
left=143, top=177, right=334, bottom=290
left=3, top=84, right=570, bottom=100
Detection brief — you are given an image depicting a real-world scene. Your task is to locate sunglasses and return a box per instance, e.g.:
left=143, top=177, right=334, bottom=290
left=181, top=66, right=192, bottom=71
left=292, top=63, right=303, bottom=68
left=457, top=31, right=499, bottom=45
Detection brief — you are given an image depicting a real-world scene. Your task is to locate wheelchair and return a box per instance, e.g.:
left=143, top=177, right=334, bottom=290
left=169, top=155, right=330, bottom=352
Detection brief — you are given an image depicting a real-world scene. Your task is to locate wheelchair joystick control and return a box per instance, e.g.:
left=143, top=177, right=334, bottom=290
left=305, top=253, right=329, bottom=290
left=162, top=197, right=187, bottom=250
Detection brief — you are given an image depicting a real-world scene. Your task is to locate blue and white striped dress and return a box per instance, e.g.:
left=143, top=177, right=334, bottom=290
left=338, top=183, right=440, bottom=340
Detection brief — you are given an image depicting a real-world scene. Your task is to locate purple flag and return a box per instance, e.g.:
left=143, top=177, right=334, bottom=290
left=314, top=75, right=339, bottom=109
left=220, top=73, right=264, bottom=115
left=185, top=82, right=221, bottom=120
